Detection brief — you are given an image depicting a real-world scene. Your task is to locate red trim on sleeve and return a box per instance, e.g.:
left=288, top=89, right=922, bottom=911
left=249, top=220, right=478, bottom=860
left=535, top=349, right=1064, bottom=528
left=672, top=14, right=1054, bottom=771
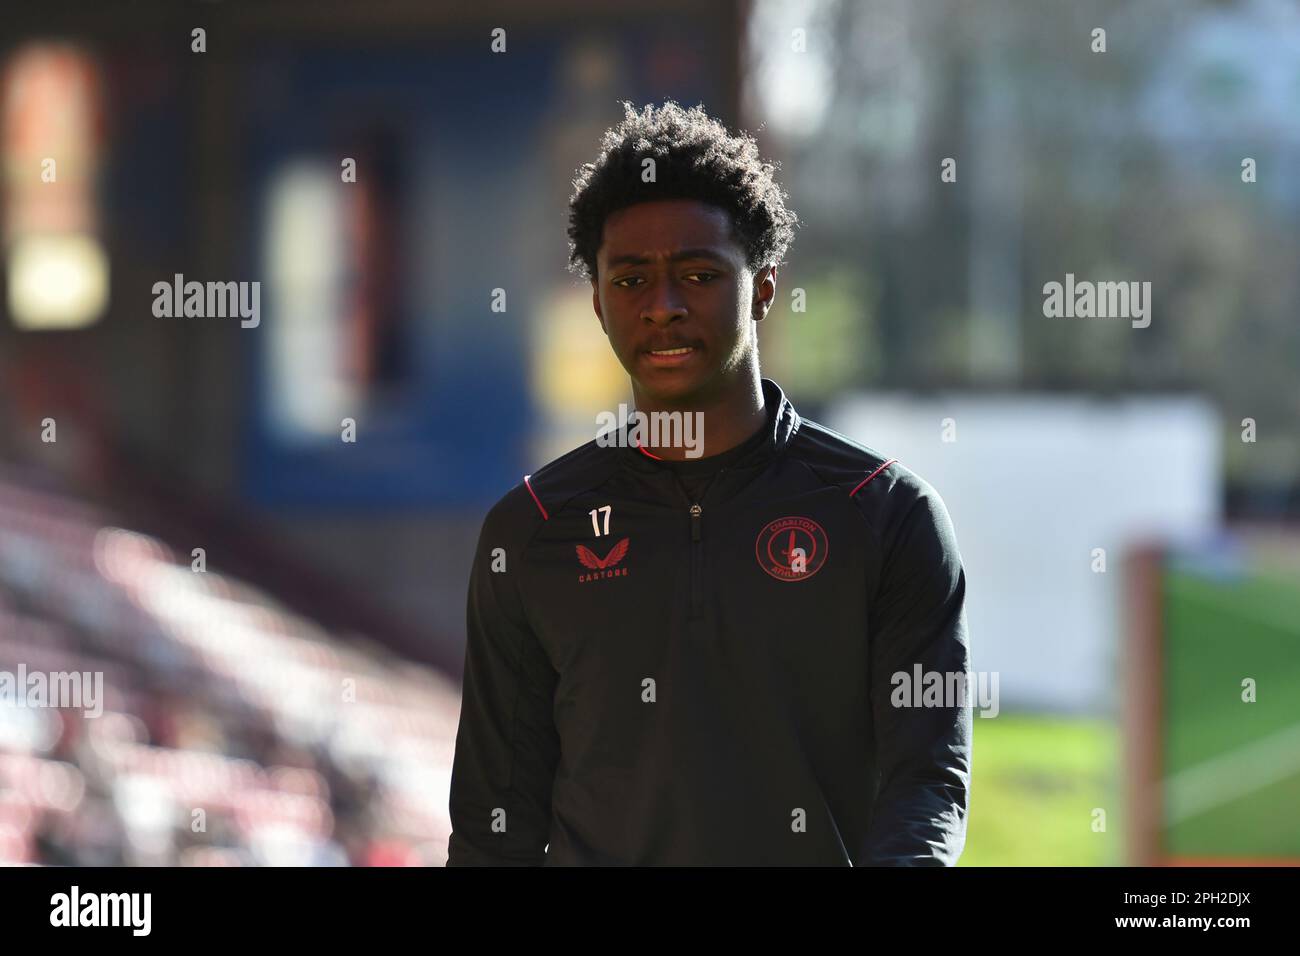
left=523, top=474, right=549, bottom=520
left=636, top=442, right=663, bottom=461
left=849, top=458, right=898, bottom=498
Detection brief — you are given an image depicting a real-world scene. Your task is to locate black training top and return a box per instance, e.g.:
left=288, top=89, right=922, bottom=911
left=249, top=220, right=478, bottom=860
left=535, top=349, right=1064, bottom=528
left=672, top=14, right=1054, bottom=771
left=447, top=377, right=972, bottom=866
left=646, top=405, right=772, bottom=503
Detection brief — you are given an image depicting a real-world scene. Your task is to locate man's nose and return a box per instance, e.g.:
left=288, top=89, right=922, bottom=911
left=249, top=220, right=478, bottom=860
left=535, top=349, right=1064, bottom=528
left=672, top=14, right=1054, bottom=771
left=640, top=278, right=688, bottom=324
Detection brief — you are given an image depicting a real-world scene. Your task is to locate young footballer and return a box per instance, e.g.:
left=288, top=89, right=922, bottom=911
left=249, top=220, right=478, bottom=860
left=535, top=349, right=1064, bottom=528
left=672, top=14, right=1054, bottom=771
left=448, top=100, right=971, bottom=866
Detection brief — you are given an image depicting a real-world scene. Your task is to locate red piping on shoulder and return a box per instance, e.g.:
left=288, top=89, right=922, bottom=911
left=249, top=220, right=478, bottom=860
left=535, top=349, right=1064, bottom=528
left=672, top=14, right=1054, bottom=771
left=635, top=442, right=663, bottom=461
left=849, top=458, right=898, bottom=498
left=523, top=474, right=549, bottom=520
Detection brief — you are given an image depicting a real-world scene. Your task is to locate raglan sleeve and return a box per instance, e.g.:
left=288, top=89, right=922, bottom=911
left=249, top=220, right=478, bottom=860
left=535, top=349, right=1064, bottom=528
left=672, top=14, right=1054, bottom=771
left=860, top=478, right=972, bottom=866
left=446, top=490, right=561, bottom=866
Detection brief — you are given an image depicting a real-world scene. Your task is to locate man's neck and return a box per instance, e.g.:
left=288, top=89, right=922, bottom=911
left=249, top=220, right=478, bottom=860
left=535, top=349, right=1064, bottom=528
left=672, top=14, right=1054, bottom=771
left=631, top=373, right=767, bottom=462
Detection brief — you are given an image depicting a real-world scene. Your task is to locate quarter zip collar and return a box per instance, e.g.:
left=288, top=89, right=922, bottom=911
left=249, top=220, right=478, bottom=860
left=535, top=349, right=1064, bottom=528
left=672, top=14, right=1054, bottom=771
left=620, top=377, right=801, bottom=478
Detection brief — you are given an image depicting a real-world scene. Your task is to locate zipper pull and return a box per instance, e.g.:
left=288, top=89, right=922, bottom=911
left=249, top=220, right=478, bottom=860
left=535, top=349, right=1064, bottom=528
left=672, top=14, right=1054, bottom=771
left=689, top=503, right=702, bottom=542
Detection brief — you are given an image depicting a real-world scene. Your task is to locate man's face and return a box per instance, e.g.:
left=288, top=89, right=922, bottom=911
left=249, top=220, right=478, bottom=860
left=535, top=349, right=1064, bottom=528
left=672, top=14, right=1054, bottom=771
left=591, top=199, right=776, bottom=407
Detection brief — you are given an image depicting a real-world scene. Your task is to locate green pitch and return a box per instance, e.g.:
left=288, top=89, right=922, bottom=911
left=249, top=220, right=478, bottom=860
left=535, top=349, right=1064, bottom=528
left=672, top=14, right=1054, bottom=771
left=960, top=714, right=1118, bottom=866
left=1161, top=555, right=1300, bottom=861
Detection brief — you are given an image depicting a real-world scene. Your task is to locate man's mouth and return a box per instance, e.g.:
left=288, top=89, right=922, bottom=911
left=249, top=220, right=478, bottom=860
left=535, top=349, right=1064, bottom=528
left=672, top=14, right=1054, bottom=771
left=643, top=344, right=699, bottom=367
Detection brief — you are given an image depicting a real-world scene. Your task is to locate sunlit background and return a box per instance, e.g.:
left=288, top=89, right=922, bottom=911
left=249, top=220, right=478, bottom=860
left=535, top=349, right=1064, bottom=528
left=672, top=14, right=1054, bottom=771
left=0, top=0, right=1297, bottom=866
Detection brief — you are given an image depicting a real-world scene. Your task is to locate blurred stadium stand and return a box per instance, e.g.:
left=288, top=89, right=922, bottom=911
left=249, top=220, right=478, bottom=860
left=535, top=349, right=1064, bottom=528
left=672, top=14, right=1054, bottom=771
left=0, top=461, right=461, bottom=865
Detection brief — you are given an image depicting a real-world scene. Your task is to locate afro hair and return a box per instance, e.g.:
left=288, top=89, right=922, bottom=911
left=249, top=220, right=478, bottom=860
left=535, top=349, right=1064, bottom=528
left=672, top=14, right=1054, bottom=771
left=566, top=100, right=799, bottom=282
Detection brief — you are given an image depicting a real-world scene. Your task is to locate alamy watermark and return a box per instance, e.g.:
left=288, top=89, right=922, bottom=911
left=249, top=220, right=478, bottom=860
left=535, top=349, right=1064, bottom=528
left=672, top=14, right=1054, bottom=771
left=152, top=273, right=260, bottom=328
left=0, top=665, right=103, bottom=718
left=891, top=666, right=999, bottom=718
left=595, top=405, right=705, bottom=458
left=50, top=886, right=150, bottom=936
left=1042, top=273, right=1151, bottom=328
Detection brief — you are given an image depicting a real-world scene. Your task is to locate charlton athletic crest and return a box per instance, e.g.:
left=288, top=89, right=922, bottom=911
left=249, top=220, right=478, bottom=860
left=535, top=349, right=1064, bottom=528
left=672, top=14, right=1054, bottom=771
left=755, top=516, right=829, bottom=582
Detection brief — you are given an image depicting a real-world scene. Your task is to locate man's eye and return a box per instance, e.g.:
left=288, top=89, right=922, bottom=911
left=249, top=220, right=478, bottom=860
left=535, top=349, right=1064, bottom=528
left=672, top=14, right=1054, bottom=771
left=613, top=276, right=643, bottom=288
left=687, top=273, right=717, bottom=283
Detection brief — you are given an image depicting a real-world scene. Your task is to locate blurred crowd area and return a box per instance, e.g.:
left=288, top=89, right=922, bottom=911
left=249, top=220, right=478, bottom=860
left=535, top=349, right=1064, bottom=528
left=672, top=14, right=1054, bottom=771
left=0, top=464, right=460, bottom=866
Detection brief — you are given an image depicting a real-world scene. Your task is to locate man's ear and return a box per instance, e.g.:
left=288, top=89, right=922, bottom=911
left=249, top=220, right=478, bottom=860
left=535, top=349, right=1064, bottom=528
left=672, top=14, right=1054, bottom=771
left=752, top=265, right=777, bottom=322
left=591, top=278, right=608, bottom=334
